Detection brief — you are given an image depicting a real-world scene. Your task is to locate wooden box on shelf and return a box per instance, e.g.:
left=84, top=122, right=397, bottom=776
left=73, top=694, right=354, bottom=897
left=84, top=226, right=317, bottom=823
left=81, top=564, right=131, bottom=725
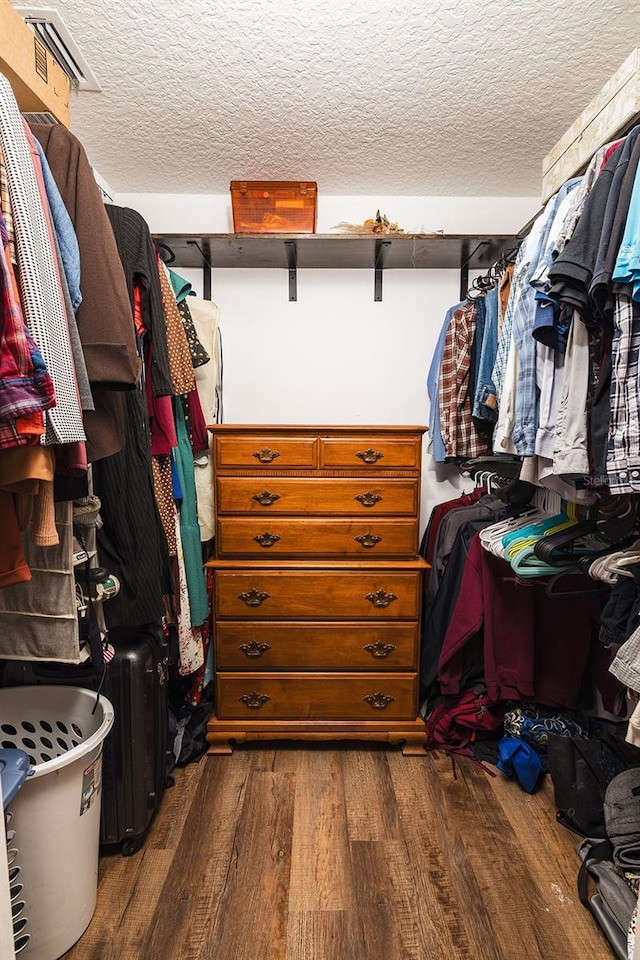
left=205, top=424, right=429, bottom=756
left=230, top=180, right=317, bottom=233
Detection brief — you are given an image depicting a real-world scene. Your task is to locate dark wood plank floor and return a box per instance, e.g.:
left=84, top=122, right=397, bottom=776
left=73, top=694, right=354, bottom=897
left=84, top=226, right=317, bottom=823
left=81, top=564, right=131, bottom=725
left=63, top=745, right=615, bottom=960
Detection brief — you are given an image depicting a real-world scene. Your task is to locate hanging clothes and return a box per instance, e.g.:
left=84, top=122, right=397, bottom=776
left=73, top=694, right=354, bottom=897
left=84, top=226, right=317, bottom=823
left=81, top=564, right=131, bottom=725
left=0, top=74, right=85, bottom=447
left=31, top=122, right=142, bottom=462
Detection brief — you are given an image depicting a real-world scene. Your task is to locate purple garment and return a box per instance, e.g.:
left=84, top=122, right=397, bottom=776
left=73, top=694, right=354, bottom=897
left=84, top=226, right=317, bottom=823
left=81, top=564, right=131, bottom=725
left=439, top=533, right=601, bottom=709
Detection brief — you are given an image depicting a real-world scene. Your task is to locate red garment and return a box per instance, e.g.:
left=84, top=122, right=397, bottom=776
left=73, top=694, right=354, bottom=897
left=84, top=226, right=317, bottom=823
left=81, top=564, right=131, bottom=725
left=144, top=339, right=177, bottom=456
left=133, top=284, right=146, bottom=338
left=0, top=490, right=31, bottom=588
left=182, top=389, right=209, bottom=456
left=438, top=532, right=600, bottom=709
left=600, top=139, right=625, bottom=172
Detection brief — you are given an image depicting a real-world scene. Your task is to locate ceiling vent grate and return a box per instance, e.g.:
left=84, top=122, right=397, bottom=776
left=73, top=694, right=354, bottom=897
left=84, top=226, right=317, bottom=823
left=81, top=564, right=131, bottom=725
left=21, top=111, right=58, bottom=125
left=15, top=7, right=102, bottom=92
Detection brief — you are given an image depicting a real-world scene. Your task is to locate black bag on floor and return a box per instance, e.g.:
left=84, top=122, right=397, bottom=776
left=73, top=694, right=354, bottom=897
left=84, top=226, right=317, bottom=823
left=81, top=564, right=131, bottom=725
left=547, top=724, right=637, bottom=838
left=577, top=837, right=634, bottom=960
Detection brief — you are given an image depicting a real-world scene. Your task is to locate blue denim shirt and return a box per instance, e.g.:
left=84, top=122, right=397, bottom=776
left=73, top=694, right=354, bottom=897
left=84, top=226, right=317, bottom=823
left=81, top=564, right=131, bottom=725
left=34, top=138, right=82, bottom=311
left=428, top=301, right=464, bottom=463
left=512, top=180, right=580, bottom=455
left=472, top=284, right=499, bottom=424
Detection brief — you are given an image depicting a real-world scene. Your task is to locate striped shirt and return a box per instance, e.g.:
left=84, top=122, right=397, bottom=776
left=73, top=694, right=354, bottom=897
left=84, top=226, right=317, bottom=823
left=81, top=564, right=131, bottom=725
left=607, top=292, right=640, bottom=494
left=0, top=73, right=85, bottom=444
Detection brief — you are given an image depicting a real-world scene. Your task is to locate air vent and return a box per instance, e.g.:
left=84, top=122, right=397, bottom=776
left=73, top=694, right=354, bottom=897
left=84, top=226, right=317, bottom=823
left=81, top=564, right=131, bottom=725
left=21, top=111, right=58, bottom=125
left=15, top=7, right=101, bottom=92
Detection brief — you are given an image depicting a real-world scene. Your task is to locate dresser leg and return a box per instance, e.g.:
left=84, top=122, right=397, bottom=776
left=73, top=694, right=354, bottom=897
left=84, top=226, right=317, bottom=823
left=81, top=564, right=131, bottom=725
left=400, top=734, right=428, bottom=756
left=207, top=736, right=235, bottom=755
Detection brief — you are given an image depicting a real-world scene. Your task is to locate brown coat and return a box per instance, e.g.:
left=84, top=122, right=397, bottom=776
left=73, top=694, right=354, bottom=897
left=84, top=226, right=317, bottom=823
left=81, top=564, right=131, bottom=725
left=30, top=124, right=141, bottom=461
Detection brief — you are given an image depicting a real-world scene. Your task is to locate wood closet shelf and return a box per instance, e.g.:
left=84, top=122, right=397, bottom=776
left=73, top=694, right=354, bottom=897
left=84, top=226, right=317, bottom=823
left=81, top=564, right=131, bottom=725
left=153, top=232, right=517, bottom=270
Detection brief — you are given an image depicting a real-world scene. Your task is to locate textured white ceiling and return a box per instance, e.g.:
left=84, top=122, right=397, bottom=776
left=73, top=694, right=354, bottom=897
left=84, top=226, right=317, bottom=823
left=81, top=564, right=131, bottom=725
left=11, top=0, right=639, bottom=196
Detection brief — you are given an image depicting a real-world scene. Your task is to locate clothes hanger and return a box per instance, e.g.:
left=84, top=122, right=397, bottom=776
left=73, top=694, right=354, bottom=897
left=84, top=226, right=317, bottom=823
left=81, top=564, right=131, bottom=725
left=479, top=507, right=546, bottom=557
left=545, top=570, right=609, bottom=598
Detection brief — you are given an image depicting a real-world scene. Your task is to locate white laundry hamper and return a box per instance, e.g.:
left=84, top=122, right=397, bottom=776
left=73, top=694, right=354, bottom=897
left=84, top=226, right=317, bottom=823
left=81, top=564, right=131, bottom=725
left=0, top=686, right=114, bottom=960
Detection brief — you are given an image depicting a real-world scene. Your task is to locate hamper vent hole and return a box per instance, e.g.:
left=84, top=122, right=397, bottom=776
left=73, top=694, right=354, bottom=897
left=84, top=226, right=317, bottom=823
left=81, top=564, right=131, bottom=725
left=39, top=721, right=53, bottom=733
left=56, top=737, right=69, bottom=751
left=20, top=722, right=36, bottom=733
left=21, top=738, right=35, bottom=750
left=56, top=721, right=68, bottom=734
left=41, top=737, right=52, bottom=749
left=40, top=753, right=52, bottom=763
left=14, top=933, right=30, bottom=953
left=1, top=724, right=17, bottom=735
left=1, top=741, right=17, bottom=750
left=72, top=723, right=82, bottom=737
left=11, top=900, right=25, bottom=920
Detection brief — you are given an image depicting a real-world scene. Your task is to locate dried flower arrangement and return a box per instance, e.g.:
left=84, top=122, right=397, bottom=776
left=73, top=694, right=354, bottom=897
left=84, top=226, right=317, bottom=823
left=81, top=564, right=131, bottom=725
left=332, top=209, right=404, bottom=234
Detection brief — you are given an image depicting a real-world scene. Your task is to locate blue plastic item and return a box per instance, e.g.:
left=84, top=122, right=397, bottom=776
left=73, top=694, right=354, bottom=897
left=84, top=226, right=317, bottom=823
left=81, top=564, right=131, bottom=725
left=497, top=736, right=544, bottom=794
left=0, top=748, right=31, bottom=807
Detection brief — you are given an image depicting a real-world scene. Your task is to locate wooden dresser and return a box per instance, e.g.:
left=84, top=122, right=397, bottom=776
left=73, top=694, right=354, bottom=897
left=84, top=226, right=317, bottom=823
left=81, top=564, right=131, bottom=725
left=205, top=425, right=428, bottom=755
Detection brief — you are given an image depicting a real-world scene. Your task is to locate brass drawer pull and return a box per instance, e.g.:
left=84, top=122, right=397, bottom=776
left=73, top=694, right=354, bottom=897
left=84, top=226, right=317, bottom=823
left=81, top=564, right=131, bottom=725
left=252, top=490, right=281, bottom=506
left=239, top=641, right=271, bottom=658
left=363, top=692, right=396, bottom=710
left=364, top=641, right=396, bottom=659
left=252, top=447, right=280, bottom=463
left=253, top=532, right=281, bottom=548
left=355, top=533, right=382, bottom=549
left=365, top=590, right=398, bottom=608
left=238, top=589, right=270, bottom=607
left=239, top=691, right=270, bottom=709
left=355, top=448, right=384, bottom=464
left=355, top=492, right=382, bottom=507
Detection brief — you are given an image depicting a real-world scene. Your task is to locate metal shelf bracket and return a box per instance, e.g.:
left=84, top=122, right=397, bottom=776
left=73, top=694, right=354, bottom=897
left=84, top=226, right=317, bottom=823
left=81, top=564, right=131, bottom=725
left=374, top=240, right=391, bottom=301
left=285, top=241, right=297, bottom=301
left=186, top=239, right=213, bottom=300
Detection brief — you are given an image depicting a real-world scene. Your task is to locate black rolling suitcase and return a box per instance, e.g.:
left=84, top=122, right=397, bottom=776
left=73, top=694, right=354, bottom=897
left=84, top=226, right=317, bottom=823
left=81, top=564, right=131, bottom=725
left=0, top=623, right=172, bottom=855
left=100, top=624, right=172, bottom=854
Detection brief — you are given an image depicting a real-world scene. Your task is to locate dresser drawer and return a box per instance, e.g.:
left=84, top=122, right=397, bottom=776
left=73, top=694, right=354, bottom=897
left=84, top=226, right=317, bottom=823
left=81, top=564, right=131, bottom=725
left=214, top=570, right=422, bottom=619
left=319, top=436, right=421, bottom=470
left=216, top=477, right=419, bottom=516
left=216, top=518, right=418, bottom=558
left=216, top=622, right=418, bottom=669
left=216, top=672, right=418, bottom=720
left=214, top=435, right=316, bottom=469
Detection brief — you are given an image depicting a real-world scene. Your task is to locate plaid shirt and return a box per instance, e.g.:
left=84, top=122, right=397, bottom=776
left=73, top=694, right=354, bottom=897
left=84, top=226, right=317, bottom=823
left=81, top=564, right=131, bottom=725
left=438, top=299, right=489, bottom=460
left=0, top=211, right=54, bottom=449
left=607, top=292, right=640, bottom=494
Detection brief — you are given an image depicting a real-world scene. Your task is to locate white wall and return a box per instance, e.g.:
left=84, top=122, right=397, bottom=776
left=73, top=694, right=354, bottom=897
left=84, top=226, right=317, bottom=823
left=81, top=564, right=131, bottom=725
left=116, top=192, right=539, bottom=236
left=117, top=192, right=540, bottom=530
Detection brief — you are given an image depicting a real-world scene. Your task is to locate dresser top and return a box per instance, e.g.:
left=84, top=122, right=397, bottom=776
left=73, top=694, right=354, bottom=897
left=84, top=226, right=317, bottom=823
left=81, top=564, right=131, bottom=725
left=207, top=424, right=428, bottom=434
